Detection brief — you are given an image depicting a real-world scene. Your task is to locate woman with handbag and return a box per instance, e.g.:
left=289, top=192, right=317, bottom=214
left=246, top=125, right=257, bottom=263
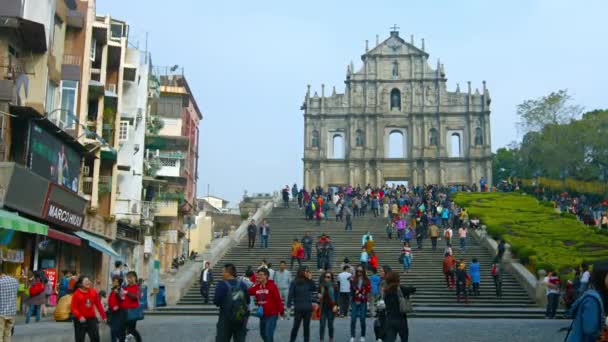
left=318, top=271, right=339, bottom=342
left=121, top=271, right=142, bottom=342
left=381, top=271, right=416, bottom=342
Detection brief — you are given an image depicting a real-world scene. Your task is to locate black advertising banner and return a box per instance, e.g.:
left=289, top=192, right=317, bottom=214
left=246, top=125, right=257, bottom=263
left=29, top=123, right=80, bottom=192
left=43, top=200, right=84, bottom=230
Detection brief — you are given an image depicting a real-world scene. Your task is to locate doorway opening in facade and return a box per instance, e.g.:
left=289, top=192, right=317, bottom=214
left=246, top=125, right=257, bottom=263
left=332, top=134, right=344, bottom=159
left=388, top=130, right=404, bottom=158
left=450, top=133, right=461, bottom=157
left=385, top=180, right=409, bottom=188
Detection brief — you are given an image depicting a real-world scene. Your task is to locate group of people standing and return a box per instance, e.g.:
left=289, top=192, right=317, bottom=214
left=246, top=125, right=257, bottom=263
left=213, top=261, right=415, bottom=342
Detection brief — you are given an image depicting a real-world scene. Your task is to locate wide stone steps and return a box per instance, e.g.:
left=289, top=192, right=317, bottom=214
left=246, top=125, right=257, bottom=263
left=150, top=207, right=547, bottom=318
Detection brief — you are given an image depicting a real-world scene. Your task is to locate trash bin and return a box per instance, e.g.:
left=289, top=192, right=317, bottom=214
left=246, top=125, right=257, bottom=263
left=140, top=285, right=148, bottom=309
left=156, top=284, right=166, bottom=307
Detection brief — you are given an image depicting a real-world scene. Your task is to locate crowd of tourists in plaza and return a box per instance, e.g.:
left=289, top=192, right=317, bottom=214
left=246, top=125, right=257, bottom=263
left=0, top=260, right=144, bottom=342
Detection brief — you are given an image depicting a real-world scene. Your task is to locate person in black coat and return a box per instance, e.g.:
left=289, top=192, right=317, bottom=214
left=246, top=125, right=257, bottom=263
left=376, top=271, right=416, bottom=342
left=287, top=266, right=316, bottom=342
left=199, top=261, right=213, bottom=304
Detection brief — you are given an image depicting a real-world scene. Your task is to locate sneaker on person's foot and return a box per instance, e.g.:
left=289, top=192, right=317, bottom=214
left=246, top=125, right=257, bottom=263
left=349, top=338, right=355, bottom=342
left=360, top=337, right=366, bottom=342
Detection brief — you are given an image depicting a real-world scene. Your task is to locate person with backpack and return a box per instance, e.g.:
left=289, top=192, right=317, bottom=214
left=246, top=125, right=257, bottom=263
left=455, top=261, right=469, bottom=304
left=287, top=267, right=316, bottom=342
left=25, top=275, right=45, bottom=324
left=318, top=271, right=339, bottom=342
left=214, top=263, right=250, bottom=342
left=349, top=266, right=371, bottom=342
left=491, top=259, right=502, bottom=298
left=200, top=261, right=214, bottom=304
left=443, top=253, right=456, bottom=289
left=249, top=268, right=284, bottom=342
left=344, top=206, right=353, bottom=231
left=368, top=268, right=381, bottom=318
left=385, top=220, right=395, bottom=240
left=58, top=270, right=72, bottom=299
left=273, top=261, right=291, bottom=319
left=379, top=271, right=416, bottom=342
left=444, top=227, right=453, bottom=247
left=301, top=232, right=313, bottom=261
left=429, top=223, right=440, bottom=251
left=458, top=226, right=468, bottom=252
left=564, top=260, right=608, bottom=341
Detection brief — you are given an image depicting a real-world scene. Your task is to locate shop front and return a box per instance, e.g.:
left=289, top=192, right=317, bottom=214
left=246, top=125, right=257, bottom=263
left=0, top=163, right=87, bottom=284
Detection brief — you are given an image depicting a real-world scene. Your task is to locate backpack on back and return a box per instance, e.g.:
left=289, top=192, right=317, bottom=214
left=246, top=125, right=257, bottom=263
left=223, top=281, right=249, bottom=325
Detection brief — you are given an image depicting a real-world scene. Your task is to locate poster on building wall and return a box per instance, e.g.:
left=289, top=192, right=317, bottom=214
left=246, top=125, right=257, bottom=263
left=0, top=247, right=24, bottom=263
left=166, top=230, right=178, bottom=244
left=29, top=123, right=80, bottom=192
left=44, top=268, right=57, bottom=306
left=144, top=236, right=153, bottom=254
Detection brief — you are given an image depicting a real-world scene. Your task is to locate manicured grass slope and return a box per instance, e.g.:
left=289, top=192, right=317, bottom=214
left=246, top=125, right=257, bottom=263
left=454, top=192, right=608, bottom=273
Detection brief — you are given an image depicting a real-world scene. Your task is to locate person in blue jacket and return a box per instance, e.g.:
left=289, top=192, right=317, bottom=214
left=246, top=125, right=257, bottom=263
left=469, top=259, right=481, bottom=296
left=565, top=260, right=608, bottom=342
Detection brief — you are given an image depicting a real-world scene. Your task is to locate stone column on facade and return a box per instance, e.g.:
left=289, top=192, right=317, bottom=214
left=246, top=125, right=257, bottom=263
left=304, top=169, right=310, bottom=190
left=412, top=168, right=418, bottom=186
left=376, top=168, right=382, bottom=187
left=320, top=168, right=325, bottom=189
left=349, top=167, right=354, bottom=186
left=364, top=166, right=370, bottom=186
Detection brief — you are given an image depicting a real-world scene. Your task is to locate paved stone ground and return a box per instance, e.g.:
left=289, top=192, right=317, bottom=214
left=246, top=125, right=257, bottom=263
left=13, top=316, right=568, bottom=342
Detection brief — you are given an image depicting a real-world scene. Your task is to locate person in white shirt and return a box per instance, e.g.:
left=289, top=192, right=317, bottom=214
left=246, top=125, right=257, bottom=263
left=338, top=266, right=352, bottom=318
left=458, top=227, right=468, bottom=252
left=199, top=261, right=213, bottom=304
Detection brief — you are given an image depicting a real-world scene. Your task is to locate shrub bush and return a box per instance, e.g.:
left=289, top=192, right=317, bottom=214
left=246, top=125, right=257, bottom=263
left=454, top=192, right=608, bottom=274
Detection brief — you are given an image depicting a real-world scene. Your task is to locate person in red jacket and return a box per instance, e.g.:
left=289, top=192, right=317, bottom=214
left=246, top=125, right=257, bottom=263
left=350, top=266, right=371, bottom=341
left=70, top=275, right=106, bottom=342
left=108, top=276, right=125, bottom=342
left=120, top=271, right=142, bottom=342
left=248, top=268, right=284, bottom=342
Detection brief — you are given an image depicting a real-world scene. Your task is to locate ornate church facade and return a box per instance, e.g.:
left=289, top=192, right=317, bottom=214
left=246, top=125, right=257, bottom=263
left=301, top=29, right=492, bottom=188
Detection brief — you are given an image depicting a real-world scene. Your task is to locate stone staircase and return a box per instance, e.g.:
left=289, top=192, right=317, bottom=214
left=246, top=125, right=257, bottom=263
left=149, top=206, right=551, bottom=319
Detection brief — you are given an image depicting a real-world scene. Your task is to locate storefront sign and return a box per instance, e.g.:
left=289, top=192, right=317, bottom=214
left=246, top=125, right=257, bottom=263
left=43, top=201, right=84, bottom=230
left=144, top=236, right=153, bottom=254
left=0, top=247, right=24, bottom=263
left=44, top=268, right=57, bottom=291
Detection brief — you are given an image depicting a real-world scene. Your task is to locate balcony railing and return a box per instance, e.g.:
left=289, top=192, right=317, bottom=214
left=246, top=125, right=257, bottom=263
left=153, top=200, right=178, bottom=217
left=82, top=177, right=94, bottom=195
left=141, top=201, right=157, bottom=221
left=62, top=54, right=81, bottom=66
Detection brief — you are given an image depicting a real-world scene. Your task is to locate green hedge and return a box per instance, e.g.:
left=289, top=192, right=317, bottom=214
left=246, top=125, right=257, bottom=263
left=453, top=192, right=608, bottom=273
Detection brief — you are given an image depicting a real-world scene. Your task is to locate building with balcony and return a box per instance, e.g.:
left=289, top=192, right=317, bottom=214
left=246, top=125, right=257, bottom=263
left=144, top=67, right=202, bottom=272
left=0, top=0, right=118, bottom=287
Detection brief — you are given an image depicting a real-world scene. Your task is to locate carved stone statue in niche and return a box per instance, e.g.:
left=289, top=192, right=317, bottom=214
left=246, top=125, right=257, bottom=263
left=392, top=61, right=399, bottom=77
left=414, top=84, right=423, bottom=106
left=425, top=85, right=436, bottom=105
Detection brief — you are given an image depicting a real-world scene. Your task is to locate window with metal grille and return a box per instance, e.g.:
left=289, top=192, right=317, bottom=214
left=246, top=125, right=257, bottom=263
left=160, top=158, right=177, bottom=167
left=119, top=120, right=129, bottom=141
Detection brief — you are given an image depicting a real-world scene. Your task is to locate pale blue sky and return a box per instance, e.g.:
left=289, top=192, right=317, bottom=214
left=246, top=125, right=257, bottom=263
left=98, top=0, right=608, bottom=206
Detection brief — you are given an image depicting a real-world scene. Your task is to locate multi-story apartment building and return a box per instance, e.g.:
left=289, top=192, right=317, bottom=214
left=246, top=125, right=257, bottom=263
left=0, top=0, right=98, bottom=286
left=144, top=67, right=201, bottom=272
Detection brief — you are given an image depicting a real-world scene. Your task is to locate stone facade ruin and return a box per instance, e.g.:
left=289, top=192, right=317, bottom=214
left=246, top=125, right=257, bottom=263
left=301, top=29, right=492, bottom=188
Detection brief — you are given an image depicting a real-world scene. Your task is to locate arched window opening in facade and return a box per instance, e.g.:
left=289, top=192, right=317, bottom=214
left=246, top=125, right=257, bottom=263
left=390, top=88, right=401, bottom=110
left=332, top=134, right=344, bottom=159
left=474, top=127, right=483, bottom=146
left=311, top=130, right=319, bottom=147
left=388, top=130, right=404, bottom=158
left=450, top=133, right=461, bottom=157
left=429, top=128, right=438, bottom=146
left=355, top=129, right=364, bottom=147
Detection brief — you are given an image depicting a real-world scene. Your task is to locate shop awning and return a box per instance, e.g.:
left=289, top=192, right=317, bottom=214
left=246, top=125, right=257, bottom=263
left=74, top=231, right=120, bottom=258
left=47, top=228, right=81, bottom=246
left=0, top=209, right=48, bottom=235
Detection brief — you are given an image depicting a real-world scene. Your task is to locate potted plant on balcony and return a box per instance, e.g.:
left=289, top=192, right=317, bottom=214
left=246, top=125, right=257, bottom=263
left=146, top=115, right=164, bottom=135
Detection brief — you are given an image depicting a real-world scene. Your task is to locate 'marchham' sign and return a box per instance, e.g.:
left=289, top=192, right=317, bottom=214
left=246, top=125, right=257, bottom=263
left=43, top=201, right=84, bottom=230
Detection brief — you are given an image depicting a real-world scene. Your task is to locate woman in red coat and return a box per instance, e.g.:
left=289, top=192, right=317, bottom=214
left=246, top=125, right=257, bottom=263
left=70, top=275, right=106, bottom=342
left=120, top=271, right=142, bottom=342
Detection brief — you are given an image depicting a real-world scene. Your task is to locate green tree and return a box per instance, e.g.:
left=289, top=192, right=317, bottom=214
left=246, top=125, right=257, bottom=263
left=516, top=89, right=583, bottom=135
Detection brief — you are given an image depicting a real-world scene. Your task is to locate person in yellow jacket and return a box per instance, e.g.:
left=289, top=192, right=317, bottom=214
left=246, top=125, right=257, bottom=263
left=290, top=239, right=303, bottom=270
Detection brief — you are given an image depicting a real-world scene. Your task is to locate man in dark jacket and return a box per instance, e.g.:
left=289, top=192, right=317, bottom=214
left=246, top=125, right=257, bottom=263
left=301, top=232, right=313, bottom=261
left=287, top=267, right=316, bottom=342
left=247, top=220, right=257, bottom=249
left=214, top=263, right=250, bottom=342
left=200, top=261, right=213, bottom=304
